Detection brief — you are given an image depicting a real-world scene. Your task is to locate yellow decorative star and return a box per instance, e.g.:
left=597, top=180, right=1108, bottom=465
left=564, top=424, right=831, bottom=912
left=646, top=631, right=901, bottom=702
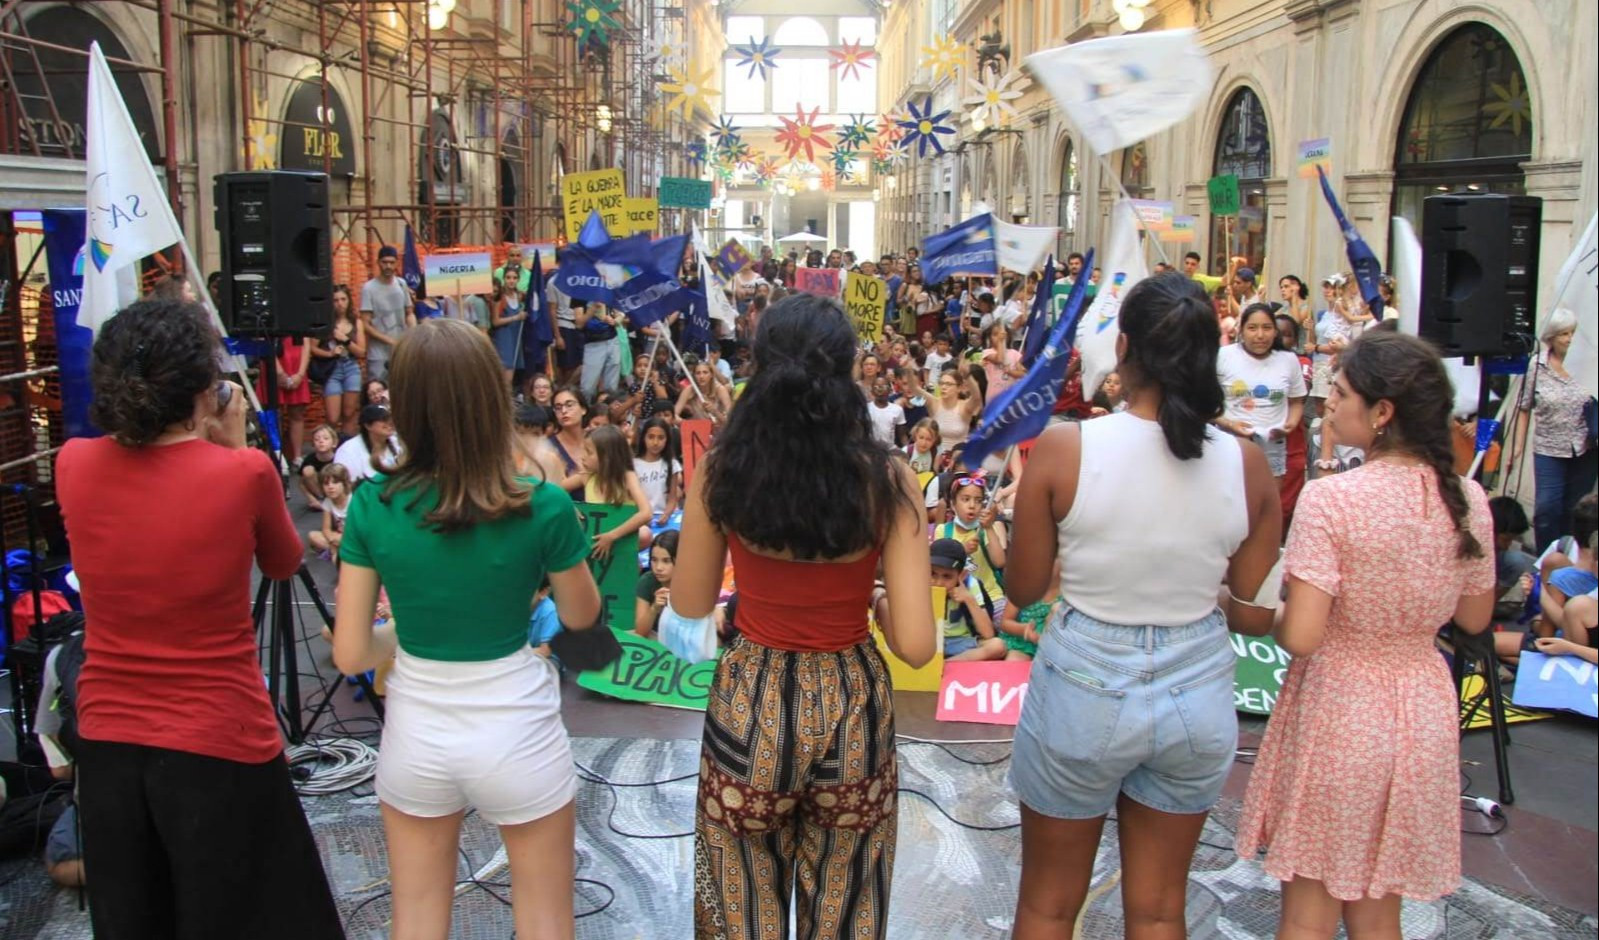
left=244, top=97, right=277, bottom=170
left=1483, top=72, right=1530, bottom=138
left=659, top=64, right=720, bottom=120
left=920, top=34, right=964, bottom=85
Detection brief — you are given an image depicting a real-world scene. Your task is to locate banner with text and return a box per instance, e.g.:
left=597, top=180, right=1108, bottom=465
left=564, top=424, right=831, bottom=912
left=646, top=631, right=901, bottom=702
left=1130, top=199, right=1175, bottom=231
left=1511, top=651, right=1599, bottom=717
left=1160, top=216, right=1198, bottom=243
left=423, top=252, right=494, bottom=296
left=1207, top=174, right=1241, bottom=217
left=575, top=502, right=642, bottom=634
left=1232, top=633, right=1290, bottom=715
left=795, top=266, right=839, bottom=298
left=844, top=272, right=888, bottom=342
left=623, top=197, right=659, bottom=236
left=714, top=238, right=753, bottom=281
left=42, top=209, right=98, bottom=439
left=937, top=660, right=1032, bottom=725
left=1297, top=138, right=1333, bottom=179
left=659, top=176, right=713, bottom=210
left=575, top=630, right=718, bottom=709
left=562, top=169, right=627, bottom=243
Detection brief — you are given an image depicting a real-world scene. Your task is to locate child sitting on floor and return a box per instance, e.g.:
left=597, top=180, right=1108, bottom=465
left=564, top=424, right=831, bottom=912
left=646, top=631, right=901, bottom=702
left=529, top=578, right=560, bottom=658
left=307, top=464, right=352, bottom=562
left=929, top=538, right=1005, bottom=662
left=999, top=558, right=1059, bottom=662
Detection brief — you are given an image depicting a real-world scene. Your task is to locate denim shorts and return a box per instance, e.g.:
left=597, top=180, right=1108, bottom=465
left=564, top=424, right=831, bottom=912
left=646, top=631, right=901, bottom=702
left=323, top=357, right=362, bottom=395
left=944, top=634, right=979, bottom=657
left=1011, top=606, right=1237, bottom=819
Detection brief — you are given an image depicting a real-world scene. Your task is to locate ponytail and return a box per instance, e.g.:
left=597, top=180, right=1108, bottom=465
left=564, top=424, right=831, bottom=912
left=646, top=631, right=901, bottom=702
left=1118, top=273, right=1223, bottom=460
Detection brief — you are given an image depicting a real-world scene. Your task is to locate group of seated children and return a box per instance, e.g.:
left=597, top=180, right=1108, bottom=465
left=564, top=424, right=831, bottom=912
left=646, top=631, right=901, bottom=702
left=1490, top=493, right=1598, bottom=665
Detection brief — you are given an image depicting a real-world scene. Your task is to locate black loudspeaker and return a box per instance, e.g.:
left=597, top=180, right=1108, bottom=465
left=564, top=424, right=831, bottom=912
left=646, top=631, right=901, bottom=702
left=1420, top=193, right=1542, bottom=359
left=213, top=171, right=333, bottom=336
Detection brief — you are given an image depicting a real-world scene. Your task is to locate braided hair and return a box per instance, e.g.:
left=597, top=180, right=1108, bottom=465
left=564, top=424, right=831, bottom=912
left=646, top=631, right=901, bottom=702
left=1338, top=331, right=1484, bottom=559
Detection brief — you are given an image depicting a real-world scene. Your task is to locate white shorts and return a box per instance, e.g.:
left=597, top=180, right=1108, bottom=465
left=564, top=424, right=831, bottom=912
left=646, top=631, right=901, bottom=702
left=376, top=645, right=575, bottom=826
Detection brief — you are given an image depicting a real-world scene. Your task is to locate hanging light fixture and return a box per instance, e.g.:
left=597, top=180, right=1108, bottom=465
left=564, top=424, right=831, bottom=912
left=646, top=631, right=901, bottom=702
left=1118, top=6, right=1146, bottom=31
left=427, top=0, right=453, bottom=31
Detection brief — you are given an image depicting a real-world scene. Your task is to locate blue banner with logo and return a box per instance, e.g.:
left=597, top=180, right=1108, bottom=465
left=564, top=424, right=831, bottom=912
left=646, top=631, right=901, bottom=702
left=922, top=214, right=998, bottom=286
left=42, top=209, right=99, bottom=439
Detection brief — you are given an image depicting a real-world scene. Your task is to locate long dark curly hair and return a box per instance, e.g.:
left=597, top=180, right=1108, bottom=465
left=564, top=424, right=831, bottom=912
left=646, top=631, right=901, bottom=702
left=1338, top=330, right=1484, bottom=559
left=89, top=299, right=220, bottom=446
left=702, top=293, right=912, bottom=558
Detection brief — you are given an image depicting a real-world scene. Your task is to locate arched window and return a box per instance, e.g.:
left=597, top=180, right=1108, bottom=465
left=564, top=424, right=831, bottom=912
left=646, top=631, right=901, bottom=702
left=1120, top=142, right=1148, bottom=194
left=1391, top=24, right=1532, bottom=229
left=1211, top=88, right=1271, bottom=273
left=1057, top=139, right=1078, bottom=253
left=771, top=17, right=829, bottom=47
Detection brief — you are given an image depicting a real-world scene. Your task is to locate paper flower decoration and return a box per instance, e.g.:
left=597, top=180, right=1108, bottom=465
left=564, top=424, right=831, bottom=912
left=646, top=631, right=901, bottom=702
left=737, top=147, right=763, bottom=172
left=877, top=111, right=906, bottom=144
left=820, top=169, right=837, bottom=191
left=709, top=116, right=742, bottom=149
left=732, top=35, right=782, bottom=81
left=828, top=39, right=876, bottom=82
left=828, top=148, right=856, bottom=174
left=566, top=0, right=621, bottom=46
left=659, top=64, right=720, bottom=120
left=964, top=69, right=1028, bottom=127
left=920, top=33, right=963, bottom=84
left=871, top=158, right=893, bottom=175
left=839, top=115, right=875, bottom=150
left=646, top=32, right=685, bottom=68
left=715, top=140, right=752, bottom=168
left=755, top=157, right=782, bottom=182
left=685, top=141, right=707, bottom=166
left=774, top=105, right=835, bottom=164
left=897, top=96, right=955, bottom=157
left=1485, top=72, right=1530, bottom=136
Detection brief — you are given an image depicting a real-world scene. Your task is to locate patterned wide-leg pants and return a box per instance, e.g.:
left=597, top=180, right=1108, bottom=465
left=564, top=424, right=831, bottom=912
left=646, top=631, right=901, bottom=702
left=693, top=637, right=898, bottom=940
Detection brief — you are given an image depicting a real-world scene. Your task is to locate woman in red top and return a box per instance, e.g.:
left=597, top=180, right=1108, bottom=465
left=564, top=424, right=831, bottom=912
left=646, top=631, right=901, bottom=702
left=676, top=294, right=935, bottom=939
left=56, top=300, right=342, bottom=939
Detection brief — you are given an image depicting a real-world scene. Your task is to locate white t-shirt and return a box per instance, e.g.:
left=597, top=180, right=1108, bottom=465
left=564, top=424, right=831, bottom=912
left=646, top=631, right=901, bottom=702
left=925, top=350, right=954, bottom=385
left=633, top=456, right=682, bottom=515
left=335, top=434, right=404, bottom=484
left=867, top=400, right=906, bottom=445
left=1216, top=344, right=1307, bottom=436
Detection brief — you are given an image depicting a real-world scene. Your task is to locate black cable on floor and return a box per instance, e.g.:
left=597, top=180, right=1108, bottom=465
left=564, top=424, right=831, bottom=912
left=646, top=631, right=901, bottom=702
left=897, top=739, right=1012, bottom=766
left=897, top=786, right=1020, bottom=831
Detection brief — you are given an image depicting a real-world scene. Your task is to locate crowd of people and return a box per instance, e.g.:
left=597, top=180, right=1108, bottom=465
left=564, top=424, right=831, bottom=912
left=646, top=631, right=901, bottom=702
left=16, top=219, right=1595, bottom=940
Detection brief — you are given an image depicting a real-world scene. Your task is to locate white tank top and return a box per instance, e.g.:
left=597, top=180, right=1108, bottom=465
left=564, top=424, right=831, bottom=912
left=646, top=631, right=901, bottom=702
left=1057, top=412, right=1248, bottom=626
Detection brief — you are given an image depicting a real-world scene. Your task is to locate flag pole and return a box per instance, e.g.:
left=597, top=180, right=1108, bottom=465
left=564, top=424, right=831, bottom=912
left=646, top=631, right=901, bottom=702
left=1467, top=373, right=1521, bottom=480
left=658, top=329, right=709, bottom=406
left=1097, top=153, right=1171, bottom=268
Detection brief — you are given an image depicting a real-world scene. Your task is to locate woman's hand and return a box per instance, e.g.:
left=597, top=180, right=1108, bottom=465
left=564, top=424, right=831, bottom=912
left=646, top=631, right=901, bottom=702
left=206, top=381, right=248, bottom=449
left=1533, top=636, right=1582, bottom=657
left=590, top=530, right=616, bottom=560
left=978, top=504, right=998, bottom=529
left=653, top=587, right=671, bottom=610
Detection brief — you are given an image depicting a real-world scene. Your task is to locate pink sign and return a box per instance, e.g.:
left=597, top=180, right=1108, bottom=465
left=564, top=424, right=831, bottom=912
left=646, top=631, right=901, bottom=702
left=936, top=660, right=1033, bottom=726
left=795, top=266, right=839, bottom=298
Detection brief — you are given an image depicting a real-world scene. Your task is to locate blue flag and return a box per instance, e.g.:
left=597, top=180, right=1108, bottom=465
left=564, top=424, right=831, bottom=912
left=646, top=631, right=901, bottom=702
left=683, top=282, right=715, bottom=356
left=1020, top=254, right=1058, bottom=367
left=402, top=224, right=425, bottom=296
left=922, top=214, right=998, bottom=286
left=1315, top=166, right=1385, bottom=319
left=522, top=250, right=554, bottom=365
left=41, top=210, right=99, bottom=439
left=961, top=249, right=1095, bottom=470
left=557, top=232, right=693, bottom=328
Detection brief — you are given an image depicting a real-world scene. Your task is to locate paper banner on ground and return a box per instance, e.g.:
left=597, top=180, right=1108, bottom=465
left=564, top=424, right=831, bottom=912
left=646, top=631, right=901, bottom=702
left=575, top=502, right=642, bottom=634
left=937, top=660, right=1032, bottom=725
left=681, top=419, right=713, bottom=490
left=1207, top=174, right=1241, bottom=217
left=623, top=197, right=659, bottom=236
left=795, top=267, right=839, bottom=298
left=844, top=272, right=888, bottom=342
left=1161, top=215, right=1197, bottom=243
left=423, top=252, right=494, bottom=296
left=1129, top=199, right=1174, bottom=231
left=1297, top=138, right=1333, bottom=179
left=714, top=238, right=753, bottom=281
left=561, top=168, right=627, bottom=243
left=1231, top=633, right=1291, bottom=715
left=519, top=242, right=558, bottom=272
left=575, top=630, right=718, bottom=709
left=872, top=587, right=947, bottom=692
left=1510, top=652, right=1599, bottom=717
left=659, top=176, right=713, bottom=210
left=1460, top=674, right=1551, bottom=728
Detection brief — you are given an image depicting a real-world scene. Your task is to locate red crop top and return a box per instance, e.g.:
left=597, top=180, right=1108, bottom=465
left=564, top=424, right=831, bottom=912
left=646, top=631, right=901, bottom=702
left=726, top=537, right=880, bottom=652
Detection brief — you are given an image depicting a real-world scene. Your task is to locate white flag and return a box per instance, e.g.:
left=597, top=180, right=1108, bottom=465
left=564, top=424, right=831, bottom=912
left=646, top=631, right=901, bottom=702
left=80, top=42, right=183, bottom=332
left=1545, top=214, right=1598, bottom=399
left=995, top=220, right=1060, bottom=275
left=1025, top=29, right=1210, bottom=155
left=700, top=256, right=739, bottom=331
left=1075, top=200, right=1148, bottom=398
left=1392, top=216, right=1478, bottom=417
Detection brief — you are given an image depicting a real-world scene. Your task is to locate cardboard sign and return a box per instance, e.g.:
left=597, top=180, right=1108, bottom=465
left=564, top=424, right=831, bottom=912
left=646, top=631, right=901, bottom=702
left=575, top=630, right=718, bottom=709
left=871, top=587, right=947, bottom=692
left=623, top=197, right=659, bottom=236
left=1207, top=174, right=1241, bottom=218
left=1161, top=215, right=1198, bottom=243
left=574, top=502, right=642, bottom=634
left=714, top=238, right=753, bottom=281
left=659, top=176, right=713, bottom=210
left=1296, top=138, right=1333, bottom=179
left=680, top=419, right=713, bottom=490
left=422, top=251, right=493, bottom=296
left=561, top=168, right=627, bottom=243
left=843, top=272, right=888, bottom=342
left=1231, top=633, right=1290, bottom=715
left=1129, top=199, right=1174, bottom=231
left=795, top=267, right=839, bottom=298
left=1511, top=651, right=1599, bottom=717
left=937, top=660, right=1032, bottom=725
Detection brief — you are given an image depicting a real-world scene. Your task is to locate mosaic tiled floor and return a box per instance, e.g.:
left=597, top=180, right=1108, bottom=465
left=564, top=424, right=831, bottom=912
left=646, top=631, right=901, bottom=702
left=2, top=736, right=1595, bottom=939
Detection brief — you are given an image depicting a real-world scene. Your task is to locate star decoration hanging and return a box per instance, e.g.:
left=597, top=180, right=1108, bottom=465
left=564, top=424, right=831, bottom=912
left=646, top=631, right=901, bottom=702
left=659, top=64, right=720, bottom=120
left=685, top=140, right=707, bottom=166
left=737, top=147, right=763, bottom=172
left=782, top=166, right=808, bottom=191
left=877, top=110, right=906, bottom=144
left=715, top=139, right=752, bottom=168
left=755, top=156, right=782, bottom=182
left=897, top=96, right=956, bottom=158
left=964, top=69, right=1028, bottom=127
left=732, top=35, right=782, bottom=81
left=829, top=148, right=856, bottom=175
left=566, top=0, right=622, bottom=46
left=1484, top=72, right=1530, bottom=137
left=871, top=158, right=893, bottom=175
left=820, top=168, right=837, bottom=191
left=828, top=38, right=876, bottom=82
left=839, top=114, right=875, bottom=150
left=920, top=34, right=964, bottom=84
left=646, top=31, right=685, bottom=68
left=709, top=116, right=742, bottom=149
left=774, top=105, right=835, bottom=164
left=243, top=96, right=277, bottom=170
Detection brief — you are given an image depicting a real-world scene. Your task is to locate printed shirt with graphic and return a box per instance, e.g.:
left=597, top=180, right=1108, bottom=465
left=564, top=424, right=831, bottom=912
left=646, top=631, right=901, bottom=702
left=935, top=521, right=1005, bottom=603
left=938, top=575, right=996, bottom=640
left=1216, top=344, right=1307, bottom=433
left=633, top=456, right=682, bottom=515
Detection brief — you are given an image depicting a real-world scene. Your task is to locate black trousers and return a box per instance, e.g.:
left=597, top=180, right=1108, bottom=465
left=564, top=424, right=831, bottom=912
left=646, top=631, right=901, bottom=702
left=75, top=738, right=345, bottom=940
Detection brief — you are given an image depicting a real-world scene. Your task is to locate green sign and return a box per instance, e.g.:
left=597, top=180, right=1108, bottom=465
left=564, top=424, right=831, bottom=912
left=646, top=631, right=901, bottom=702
left=576, top=630, right=719, bottom=709
left=575, top=502, right=641, bottom=634
left=1231, top=633, right=1291, bottom=715
left=1207, top=173, right=1241, bottom=217
left=659, top=176, right=713, bottom=210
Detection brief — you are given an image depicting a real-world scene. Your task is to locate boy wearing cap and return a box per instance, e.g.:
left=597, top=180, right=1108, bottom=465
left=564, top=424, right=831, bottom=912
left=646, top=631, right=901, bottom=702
left=929, top=538, right=1006, bottom=662
left=360, top=245, right=417, bottom=381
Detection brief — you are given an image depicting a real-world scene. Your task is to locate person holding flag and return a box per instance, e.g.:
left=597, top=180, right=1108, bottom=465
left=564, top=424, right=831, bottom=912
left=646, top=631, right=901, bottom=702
left=1003, top=273, right=1283, bottom=939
